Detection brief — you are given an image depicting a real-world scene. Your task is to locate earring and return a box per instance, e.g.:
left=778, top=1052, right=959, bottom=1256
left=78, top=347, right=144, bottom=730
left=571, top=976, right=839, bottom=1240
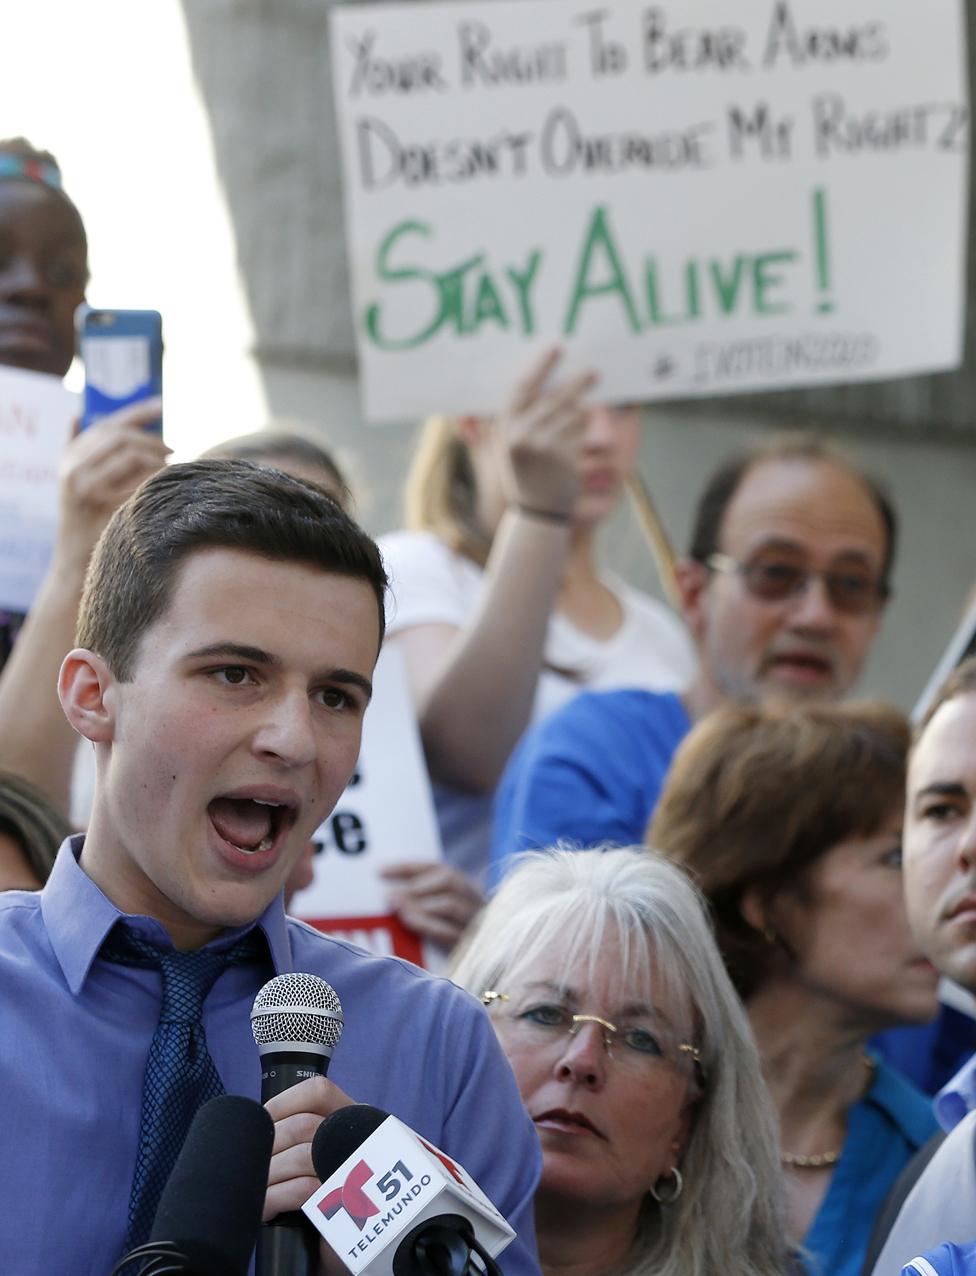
left=763, top=926, right=777, bottom=945
left=650, top=1167, right=683, bottom=1205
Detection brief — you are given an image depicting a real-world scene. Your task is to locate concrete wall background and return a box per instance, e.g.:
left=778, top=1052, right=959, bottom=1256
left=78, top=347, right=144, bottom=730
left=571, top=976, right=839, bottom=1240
left=180, top=0, right=975, bottom=713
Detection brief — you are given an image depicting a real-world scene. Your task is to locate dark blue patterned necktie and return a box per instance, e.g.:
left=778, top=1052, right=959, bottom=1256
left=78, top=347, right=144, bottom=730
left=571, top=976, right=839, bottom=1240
left=101, top=924, right=267, bottom=1250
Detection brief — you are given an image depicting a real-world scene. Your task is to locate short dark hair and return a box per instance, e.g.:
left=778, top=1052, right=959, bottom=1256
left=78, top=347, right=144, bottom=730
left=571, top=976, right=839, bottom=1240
left=651, top=699, right=909, bottom=1000
left=77, top=459, right=387, bottom=679
left=688, top=433, right=898, bottom=589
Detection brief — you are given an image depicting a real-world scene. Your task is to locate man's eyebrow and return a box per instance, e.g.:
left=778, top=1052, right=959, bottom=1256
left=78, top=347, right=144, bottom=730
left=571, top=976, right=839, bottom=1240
left=826, top=549, right=877, bottom=566
left=749, top=537, right=874, bottom=564
left=185, top=642, right=278, bottom=665
left=748, top=537, right=806, bottom=554
left=183, top=644, right=373, bottom=701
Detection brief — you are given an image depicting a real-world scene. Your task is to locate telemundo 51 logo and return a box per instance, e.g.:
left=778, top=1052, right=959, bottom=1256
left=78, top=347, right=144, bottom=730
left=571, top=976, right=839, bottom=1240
left=319, top=1156, right=433, bottom=1236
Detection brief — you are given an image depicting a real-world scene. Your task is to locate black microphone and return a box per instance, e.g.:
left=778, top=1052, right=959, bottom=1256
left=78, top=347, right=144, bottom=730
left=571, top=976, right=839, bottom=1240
left=251, top=972, right=345, bottom=1276
left=110, top=1094, right=275, bottom=1276
left=310, top=1106, right=503, bottom=1276
left=311, top=1103, right=388, bottom=1181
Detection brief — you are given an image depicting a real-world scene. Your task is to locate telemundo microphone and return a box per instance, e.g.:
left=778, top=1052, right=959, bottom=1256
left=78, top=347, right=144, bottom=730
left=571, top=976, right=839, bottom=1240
left=110, top=1094, right=275, bottom=1276
left=302, top=1104, right=514, bottom=1276
left=251, top=972, right=345, bottom=1276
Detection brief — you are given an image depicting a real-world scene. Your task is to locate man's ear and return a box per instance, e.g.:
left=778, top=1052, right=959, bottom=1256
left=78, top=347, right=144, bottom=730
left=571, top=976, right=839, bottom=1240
left=59, top=648, right=118, bottom=744
left=673, top=557, right=710, bottom=644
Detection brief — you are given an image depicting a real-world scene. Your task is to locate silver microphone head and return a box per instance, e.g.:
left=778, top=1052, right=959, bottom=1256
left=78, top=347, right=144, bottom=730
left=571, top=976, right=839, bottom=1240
left=250, top=972, right=344, bottom=1059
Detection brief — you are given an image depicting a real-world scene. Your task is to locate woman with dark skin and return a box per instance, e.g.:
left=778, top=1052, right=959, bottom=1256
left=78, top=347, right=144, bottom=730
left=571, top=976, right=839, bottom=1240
left=0, top=139, right=168, bottom=817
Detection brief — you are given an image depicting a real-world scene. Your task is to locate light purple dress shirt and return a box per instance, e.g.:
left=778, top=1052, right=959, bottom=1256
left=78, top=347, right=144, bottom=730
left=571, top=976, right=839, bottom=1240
left=0, top=837, right=541, bottom=1276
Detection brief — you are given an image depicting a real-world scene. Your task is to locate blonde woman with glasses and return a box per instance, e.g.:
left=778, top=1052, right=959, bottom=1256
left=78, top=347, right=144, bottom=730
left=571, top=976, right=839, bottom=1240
left=451, top=848, right=790, bottom=1276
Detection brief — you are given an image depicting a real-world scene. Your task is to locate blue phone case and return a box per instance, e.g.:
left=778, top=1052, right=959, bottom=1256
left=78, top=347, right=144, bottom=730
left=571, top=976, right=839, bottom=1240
left=79, top=308, right=163, bottom=432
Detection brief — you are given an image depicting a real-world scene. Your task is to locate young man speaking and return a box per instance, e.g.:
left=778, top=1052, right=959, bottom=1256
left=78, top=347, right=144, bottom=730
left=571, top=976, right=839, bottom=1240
left=0, top=461, right=541, bottom=1274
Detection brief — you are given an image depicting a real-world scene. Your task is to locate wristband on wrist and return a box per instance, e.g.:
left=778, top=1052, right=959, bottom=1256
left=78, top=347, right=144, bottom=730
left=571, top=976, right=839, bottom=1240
left=514, top=502, right=573, bottom=526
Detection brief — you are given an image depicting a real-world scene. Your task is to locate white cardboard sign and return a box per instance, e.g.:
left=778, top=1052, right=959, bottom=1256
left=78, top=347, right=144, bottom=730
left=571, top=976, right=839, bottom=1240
left=330, top=0, right=969, bottom=420
left=0, top=367, right=77, bottom=612
left=289, top=644, right=443, bottom=965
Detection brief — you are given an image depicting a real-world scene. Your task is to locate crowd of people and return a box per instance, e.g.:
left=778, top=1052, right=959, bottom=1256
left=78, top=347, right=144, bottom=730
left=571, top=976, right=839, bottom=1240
left=0, top=134, right=974, bottom=1276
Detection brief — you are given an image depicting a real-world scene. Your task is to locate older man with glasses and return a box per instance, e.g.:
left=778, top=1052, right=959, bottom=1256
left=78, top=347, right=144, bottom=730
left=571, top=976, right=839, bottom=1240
left=491, top=432, right=895, bottom=867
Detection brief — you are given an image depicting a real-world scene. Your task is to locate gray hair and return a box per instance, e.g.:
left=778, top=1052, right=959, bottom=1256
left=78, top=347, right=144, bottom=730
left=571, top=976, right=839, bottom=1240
left=451, top=848, right=789, bottom=1276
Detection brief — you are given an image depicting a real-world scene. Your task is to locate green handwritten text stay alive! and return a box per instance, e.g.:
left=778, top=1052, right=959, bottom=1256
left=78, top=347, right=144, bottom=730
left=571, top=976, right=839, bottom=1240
left=363, top=206, right=800, bottom=349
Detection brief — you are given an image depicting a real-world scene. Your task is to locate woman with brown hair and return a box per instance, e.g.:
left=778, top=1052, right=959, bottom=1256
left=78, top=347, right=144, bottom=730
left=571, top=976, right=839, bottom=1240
left=650, top=700, right=940, bottom=1276
left=381, top=349, right=695, bottom=882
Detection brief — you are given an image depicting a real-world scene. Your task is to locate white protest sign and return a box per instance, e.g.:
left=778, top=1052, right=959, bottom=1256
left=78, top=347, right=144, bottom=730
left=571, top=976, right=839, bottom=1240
left=289, top=643, right=443, bottom=966
left=330, top=0, right=969, bottom=421
left=0, top=366, right=77, bottom=611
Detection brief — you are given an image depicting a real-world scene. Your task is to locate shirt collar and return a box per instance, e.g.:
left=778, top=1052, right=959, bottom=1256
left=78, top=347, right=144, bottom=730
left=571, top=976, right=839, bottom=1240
left=864, top=1053, right=940, bottom=1147
left=42, top=834, right=293, bottom=995
left=935, top=1051, right=976, bottom=1131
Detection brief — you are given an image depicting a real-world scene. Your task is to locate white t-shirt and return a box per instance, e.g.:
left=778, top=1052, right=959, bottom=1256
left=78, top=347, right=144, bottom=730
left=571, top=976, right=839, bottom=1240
left=380, top=530, right=697, bottom=878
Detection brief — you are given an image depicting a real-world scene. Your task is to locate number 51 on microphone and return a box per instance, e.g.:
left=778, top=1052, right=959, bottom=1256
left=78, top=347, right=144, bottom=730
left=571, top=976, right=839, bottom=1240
left=302, top=1115, right=515, bottom=1273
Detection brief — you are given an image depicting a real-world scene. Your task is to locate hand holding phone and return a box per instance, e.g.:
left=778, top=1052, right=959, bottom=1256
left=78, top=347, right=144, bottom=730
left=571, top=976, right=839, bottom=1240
left=77, top=307, right=163, bottom=433
left=53, top=400, right=169, bottom=569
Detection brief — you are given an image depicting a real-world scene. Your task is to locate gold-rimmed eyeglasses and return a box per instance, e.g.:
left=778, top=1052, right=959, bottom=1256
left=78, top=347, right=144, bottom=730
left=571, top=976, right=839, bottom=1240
left=481, top=990, right=703, bottom=1086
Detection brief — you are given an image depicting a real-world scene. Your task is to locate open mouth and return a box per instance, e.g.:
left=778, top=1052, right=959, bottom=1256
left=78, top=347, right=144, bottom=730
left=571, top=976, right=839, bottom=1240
left=207, top=795, right=295, bottom=857
left=767, top=653, right=833, bottom=681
